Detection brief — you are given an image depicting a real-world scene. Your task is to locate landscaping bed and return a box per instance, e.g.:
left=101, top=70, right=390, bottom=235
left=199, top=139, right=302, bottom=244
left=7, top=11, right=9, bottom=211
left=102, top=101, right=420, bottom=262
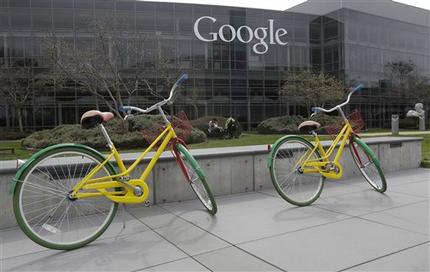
left=21, top=115, right=206, bottom=150
left=1, top=129, right=428, bottom=168
left=257, top=114, right=343, bottom=134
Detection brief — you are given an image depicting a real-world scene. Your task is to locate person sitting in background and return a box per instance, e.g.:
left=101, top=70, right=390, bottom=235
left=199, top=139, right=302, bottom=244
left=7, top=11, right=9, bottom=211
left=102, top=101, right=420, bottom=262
left=208, top=118, right=220, bottom=133
left=225, top=117, right=241, bottom=138
left=208, top=118, right=223, bottom=137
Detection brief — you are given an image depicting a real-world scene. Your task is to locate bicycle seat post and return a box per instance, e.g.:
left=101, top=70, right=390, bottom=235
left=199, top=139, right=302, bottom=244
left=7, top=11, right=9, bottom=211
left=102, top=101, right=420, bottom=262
left=99, top=124, right=114, bottom=149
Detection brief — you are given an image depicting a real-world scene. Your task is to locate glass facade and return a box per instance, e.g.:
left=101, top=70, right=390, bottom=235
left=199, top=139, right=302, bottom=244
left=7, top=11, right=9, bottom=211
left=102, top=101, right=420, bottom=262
left=0, top=0, right=429, bottom=130
left=341, top=9, right=430, bottom=128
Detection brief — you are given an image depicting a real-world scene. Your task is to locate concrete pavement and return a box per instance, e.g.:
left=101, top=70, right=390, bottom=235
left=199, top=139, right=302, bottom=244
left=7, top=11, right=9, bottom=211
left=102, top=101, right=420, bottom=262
left=1, top=168, right=429, bottom=271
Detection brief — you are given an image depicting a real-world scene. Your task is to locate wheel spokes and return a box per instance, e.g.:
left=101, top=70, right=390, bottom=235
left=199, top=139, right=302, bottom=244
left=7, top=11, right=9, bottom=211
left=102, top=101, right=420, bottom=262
left=18, top=150, right=116, bottom=248
left=272, top=139, right=324, bottom=205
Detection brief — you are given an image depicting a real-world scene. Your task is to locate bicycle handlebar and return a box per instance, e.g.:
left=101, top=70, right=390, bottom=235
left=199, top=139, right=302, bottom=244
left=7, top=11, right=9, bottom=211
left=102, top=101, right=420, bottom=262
left=311, top=84, right=364, bottom=114
left=166, top=73, right=188, bottom=101
left=351, top=84, right=364, bottom=93
left=176, top=74, right=189, bottom=86
left=120, top=74, right=189, bottom=116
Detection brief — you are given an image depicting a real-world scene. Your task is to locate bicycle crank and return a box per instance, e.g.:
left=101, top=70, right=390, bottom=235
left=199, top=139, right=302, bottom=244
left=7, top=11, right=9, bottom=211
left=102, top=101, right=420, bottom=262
left=321, top=162, right=343, bottom=179
left=106, top=179, right=150, bottom=204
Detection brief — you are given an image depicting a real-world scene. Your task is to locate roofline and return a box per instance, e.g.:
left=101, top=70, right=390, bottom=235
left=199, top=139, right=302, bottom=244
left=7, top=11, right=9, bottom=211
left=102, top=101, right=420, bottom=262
left=285, top=0, right=430, bottom=12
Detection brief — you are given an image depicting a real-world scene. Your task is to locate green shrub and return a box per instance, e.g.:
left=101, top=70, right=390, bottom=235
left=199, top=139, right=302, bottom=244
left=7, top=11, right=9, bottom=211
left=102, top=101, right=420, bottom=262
left=257, top=114, right=343, bottom=134
left=310, top=114, right=343, bottom=127
left=0, top=130, right=31, bottom=140
left=257, top=115, right=306, bottom=134
left=22, top=116, right=206, bottom=150
left=399, top=117, right=419, bottom=129
left=131, top=114, right=207, bottom=144
left=187, top=127, right=207, bottom=143
left=22, top=124, right=103, bottom=149
left=130, top=114, right=164, bottom=131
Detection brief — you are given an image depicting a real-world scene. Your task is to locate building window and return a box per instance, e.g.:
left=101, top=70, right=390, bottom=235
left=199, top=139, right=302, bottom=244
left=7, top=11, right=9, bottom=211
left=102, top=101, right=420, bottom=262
left=33, top=10, right=53, bottom=30
left=75, top=0, right=93, bottom=9
left=53, top=0, right=73, bottom=8
left=53, top=9, right=73, bottom=29
left=32, top=0, right=52, bottom=8
left=10, top=8, right=31, bottom=28
left=0, top=8, right=8, bottom=27
left=10, top=0, right=30, bottom=7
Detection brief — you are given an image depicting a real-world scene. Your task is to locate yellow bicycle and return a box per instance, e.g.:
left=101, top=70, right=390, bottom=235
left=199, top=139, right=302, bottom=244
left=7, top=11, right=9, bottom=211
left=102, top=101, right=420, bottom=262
left=11, top=74, right=217, bottom=250
left=268, top=85, right=387, bottom=206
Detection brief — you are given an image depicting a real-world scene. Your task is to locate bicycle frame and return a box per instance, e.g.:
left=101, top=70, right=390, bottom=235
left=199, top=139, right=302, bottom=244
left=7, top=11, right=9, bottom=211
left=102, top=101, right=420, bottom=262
left=300, top=121, right=354, bottom=179
left=69, top=123, right=179, bottom=204
left=67, top=75, right=192, bottom=204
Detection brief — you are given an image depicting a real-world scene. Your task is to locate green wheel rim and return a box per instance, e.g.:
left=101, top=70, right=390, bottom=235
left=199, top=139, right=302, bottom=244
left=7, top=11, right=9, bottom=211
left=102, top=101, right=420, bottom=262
left=350, top=136, right=387, bottom=193
left=176, top=144, right=217, bottom=215
left=13, top=144, right=118, bottom=250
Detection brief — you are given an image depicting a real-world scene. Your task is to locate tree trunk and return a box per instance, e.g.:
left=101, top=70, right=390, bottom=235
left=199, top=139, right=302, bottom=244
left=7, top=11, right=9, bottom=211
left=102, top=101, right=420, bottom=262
left=121, top=118, right=129, bottom=132
left=306, top=103, right=312, bottom=117
left=17, top=107, right=24, bottom=132
left=193, top=103, right=198, bottom=120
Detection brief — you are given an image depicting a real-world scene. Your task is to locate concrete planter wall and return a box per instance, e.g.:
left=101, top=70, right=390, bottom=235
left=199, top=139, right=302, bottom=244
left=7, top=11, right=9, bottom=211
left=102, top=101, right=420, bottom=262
left=0, top=136, right=422, bottom=229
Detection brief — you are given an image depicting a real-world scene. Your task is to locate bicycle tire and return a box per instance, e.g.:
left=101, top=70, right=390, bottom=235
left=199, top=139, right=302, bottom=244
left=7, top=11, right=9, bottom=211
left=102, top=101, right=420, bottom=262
left=349, top=136, right=387, bottom=193
left=13, top=144, right=118, bottom=250
left=268, top=135, right=325, bottom=206
left=175, top=143, right=217, bottom=215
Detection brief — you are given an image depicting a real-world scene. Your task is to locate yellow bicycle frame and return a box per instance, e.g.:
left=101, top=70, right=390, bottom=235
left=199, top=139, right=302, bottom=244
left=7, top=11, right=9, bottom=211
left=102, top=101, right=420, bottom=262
left=300, top=121, right=353, bottom=179
left=69, top=123, right=178, bottom=204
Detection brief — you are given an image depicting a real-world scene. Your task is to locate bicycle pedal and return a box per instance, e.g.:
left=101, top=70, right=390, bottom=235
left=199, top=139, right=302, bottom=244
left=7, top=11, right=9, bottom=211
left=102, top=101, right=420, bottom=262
left=144, top=200, right=151, bottom=207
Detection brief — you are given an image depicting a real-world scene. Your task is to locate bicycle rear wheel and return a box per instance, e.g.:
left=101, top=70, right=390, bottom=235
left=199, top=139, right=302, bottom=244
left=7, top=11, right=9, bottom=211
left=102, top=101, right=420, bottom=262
left=175, top=143, right=217, bottom=215
left=268, top=136, right=324, bottom=206
left=13, top=144, right=118, bottom=250
left=349, top=136, right=387, bottom=193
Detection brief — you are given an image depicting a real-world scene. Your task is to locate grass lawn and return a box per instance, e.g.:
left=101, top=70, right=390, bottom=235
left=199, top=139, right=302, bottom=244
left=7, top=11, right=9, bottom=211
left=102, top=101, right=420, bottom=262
left=416, top=134, right=430, bottom=161
left=189, top=133, right=284, bottom=149
left=188, top=133, right=334, bottom=149
left=0, top=140, right=33, bottom=161
left=0, top=132, right=429, bottom=165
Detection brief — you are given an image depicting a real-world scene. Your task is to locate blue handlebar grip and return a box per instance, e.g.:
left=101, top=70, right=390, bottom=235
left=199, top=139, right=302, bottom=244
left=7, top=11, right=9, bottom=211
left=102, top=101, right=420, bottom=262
left=353, top=84, right=364, bottom=92
left=176, top=74, right=189, bottom=85
left=311, top=107, right=317, bottom=113
left=119, top=106, right=131, bottom=113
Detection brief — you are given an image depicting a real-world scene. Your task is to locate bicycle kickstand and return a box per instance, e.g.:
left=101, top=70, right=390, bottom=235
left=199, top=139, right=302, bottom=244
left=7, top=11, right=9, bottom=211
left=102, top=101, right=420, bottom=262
left=121, top=204, right=127, bottom=229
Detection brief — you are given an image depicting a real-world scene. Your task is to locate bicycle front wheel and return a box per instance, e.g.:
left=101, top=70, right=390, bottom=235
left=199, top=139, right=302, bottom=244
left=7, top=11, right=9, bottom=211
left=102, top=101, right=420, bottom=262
left=13, top=144, right=118, bottom=250
left=349, top=136, right=387, bottom=193
left=175, top=144, right=217, bottom=215
left=268, top=136, right=324, bottom=206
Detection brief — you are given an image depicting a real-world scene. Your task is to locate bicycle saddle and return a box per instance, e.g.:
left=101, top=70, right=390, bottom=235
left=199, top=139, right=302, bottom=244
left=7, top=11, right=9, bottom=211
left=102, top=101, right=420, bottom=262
left=298, top=120, right=321, bottom=133
left=81, top=110, right=114, bottom=129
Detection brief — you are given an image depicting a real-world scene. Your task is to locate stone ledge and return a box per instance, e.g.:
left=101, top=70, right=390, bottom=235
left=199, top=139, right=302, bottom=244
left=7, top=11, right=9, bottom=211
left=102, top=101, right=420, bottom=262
left=0, top=136, right=423, bottom=229
left=0, top=136, right=423, bottom=174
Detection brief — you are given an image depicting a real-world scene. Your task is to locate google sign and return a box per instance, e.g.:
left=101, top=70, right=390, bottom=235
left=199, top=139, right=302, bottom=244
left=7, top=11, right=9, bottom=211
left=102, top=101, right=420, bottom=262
left=193, top=16, right=288, bottom=55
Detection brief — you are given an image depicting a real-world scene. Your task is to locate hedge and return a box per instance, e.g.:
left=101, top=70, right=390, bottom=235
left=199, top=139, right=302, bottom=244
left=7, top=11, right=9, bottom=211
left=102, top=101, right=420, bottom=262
left=22, top=115, right=206, bottom=150
left=399, top=117, right=419, bottom=129
left=257, top=114, right=343, bottom=134
left=0, top=130, right=31, bottom=140
left=257, top=115, right=306, bottom=134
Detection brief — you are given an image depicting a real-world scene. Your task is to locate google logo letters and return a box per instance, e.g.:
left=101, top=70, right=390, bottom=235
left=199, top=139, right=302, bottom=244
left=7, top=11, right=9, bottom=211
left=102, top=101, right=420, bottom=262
left=193, top=16, right=288, bottom=54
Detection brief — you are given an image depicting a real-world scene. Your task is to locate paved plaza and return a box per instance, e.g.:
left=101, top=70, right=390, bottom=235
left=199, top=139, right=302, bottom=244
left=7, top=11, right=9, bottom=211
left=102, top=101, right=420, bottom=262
left=1, top=168, right=429, bottom=271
